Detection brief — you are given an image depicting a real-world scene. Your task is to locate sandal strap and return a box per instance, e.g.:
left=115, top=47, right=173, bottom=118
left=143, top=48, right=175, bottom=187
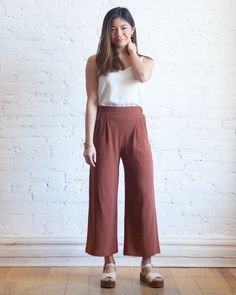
left=146, top=271, right=163, bottom=281
left=101, top=271, right=116, bottom=280
left=103, top=263, right=116, bottom=271
left=141, top=262, right=153, bottom=268
left=102, top=263, right=116, bottom=281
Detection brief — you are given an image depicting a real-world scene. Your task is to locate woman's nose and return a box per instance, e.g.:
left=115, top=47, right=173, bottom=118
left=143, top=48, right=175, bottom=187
left=116, top=29, right=122, bottom=37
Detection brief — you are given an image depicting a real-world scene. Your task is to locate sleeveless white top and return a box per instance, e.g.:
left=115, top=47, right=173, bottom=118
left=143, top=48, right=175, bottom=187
left=98, top=56, right=144, bottom=107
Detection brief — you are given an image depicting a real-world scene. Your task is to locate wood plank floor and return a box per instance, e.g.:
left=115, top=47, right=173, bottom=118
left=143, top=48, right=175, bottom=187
left=0, top=267, right=235, bottom=295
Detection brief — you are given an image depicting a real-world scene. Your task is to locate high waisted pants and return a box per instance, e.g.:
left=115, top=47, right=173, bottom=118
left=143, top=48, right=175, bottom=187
left=85, top=105, right=161, bottom=257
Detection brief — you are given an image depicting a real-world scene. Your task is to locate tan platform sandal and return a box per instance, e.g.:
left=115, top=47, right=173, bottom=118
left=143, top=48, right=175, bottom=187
left=140, top=263, right=164, bottom=288
left=100, top=262, right=116, bottom=288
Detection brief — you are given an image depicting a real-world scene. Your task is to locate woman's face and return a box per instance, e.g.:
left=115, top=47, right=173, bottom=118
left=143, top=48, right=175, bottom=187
left=110, top=17, right=134, bottom=48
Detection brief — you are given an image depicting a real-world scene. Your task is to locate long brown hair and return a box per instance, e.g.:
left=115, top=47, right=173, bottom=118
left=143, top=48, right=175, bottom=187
left=96, top=7, right=142, bottom=76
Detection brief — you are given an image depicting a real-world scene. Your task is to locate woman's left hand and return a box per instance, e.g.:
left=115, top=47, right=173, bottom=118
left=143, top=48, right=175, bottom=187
left=127, top=38, right=137, bottom=55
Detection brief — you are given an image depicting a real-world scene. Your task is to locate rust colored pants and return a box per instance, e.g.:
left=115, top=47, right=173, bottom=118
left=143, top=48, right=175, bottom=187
left=85, top=105, right=161, bottom=257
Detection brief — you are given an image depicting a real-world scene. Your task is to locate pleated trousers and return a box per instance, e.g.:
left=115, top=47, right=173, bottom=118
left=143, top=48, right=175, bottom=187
left=85, top=105, right=161, bottom=256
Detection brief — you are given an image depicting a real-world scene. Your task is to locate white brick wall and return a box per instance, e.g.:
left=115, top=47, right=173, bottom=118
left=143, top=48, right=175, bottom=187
left=0, top=0, right=235, bottom=250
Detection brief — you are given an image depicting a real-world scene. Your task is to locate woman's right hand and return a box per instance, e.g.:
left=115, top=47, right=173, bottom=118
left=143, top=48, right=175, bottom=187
left=83, top=145, right=96, bottom=167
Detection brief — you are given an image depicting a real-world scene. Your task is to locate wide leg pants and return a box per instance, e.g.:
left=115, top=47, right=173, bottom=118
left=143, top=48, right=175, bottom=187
left=85, top=105, right=161, bottom=257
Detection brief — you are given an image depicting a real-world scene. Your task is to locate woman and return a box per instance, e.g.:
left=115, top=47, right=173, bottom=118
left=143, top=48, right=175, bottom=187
left=83, top=6, right=164, bottom=289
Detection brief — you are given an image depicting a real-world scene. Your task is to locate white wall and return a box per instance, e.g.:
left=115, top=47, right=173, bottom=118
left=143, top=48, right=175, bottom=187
left=0, top=0, right=236, bottom=265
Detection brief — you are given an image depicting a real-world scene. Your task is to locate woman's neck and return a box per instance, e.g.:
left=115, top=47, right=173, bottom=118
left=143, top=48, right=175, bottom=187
left=115, top=46, right=128, bottom=56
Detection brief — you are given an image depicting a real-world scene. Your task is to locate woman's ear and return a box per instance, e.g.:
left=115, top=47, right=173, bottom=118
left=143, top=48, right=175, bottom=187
left=132, top=26, right=136, bottom=35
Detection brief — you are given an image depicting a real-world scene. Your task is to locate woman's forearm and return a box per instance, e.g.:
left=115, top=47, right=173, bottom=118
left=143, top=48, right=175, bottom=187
left=85, top=99, right=98, bottom=147
left=129, top=52, right=154, bottom=82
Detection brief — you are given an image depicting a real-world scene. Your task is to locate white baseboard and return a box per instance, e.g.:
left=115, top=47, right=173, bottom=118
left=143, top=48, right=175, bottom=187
left=0, top=236, right=235, bottom=267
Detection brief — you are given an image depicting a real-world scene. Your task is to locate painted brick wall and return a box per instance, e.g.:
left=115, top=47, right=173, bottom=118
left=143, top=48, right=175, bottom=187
left=0, top=0, right=235, bottom=245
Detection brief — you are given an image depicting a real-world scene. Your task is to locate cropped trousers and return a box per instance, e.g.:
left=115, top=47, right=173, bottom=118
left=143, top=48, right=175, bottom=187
left=85, top=105, right=161, bottom=257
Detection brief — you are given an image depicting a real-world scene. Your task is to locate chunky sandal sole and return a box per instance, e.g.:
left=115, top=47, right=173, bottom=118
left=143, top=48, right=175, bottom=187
left=101, top=280, right=116, bottom=288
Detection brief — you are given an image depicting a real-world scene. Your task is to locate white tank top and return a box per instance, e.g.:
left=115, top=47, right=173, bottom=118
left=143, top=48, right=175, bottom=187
left=98, top=56, right=144, bottom=107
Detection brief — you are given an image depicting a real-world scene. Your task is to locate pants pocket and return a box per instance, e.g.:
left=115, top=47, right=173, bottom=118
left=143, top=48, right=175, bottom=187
left=140, top=114, right=150, bottom=142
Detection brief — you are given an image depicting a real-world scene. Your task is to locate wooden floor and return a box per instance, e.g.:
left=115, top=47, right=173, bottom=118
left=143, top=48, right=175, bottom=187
left=0, top=266, right=235, bottom=294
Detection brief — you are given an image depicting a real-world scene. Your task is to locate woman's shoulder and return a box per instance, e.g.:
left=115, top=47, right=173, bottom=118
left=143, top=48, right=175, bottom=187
left=139, top=54, right=155, bottom=70
left=86, top=54, right=97, bottom=67
left=85, top=54, right=99, bottom=76
left=139, top=54, right=154, bottom=62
